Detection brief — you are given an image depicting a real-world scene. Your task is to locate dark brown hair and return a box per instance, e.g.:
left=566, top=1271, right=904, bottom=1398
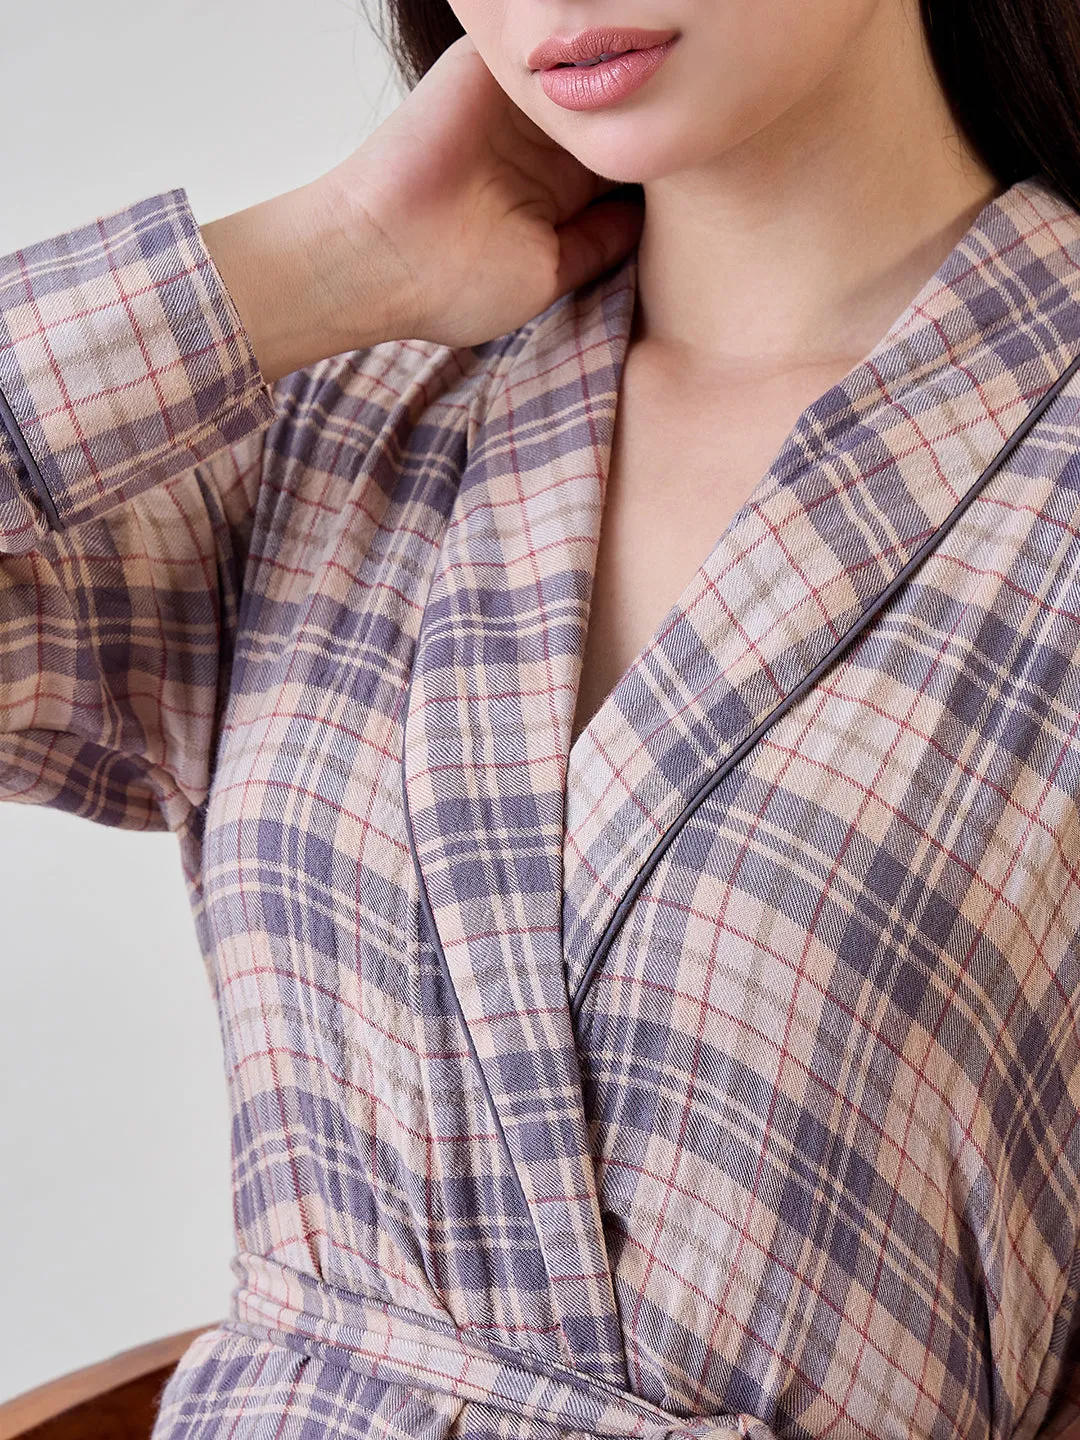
left=362, top=0, right=1080, bottom=212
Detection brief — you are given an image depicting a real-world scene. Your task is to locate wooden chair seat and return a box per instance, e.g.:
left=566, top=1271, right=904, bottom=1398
left=0, top=1325, right=219, bottom=1440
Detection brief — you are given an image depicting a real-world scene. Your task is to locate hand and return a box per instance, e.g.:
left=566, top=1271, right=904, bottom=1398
left=319, top=33, right=645, bottom=348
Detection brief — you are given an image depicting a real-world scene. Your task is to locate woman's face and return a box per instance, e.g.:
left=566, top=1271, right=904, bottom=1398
left=443, top=0, right=904, bottom=184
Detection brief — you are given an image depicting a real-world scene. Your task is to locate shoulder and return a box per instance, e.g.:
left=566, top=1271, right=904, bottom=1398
left=228, top=322, right=542, bottom=569
left=264, top=327, right=530, bottom=473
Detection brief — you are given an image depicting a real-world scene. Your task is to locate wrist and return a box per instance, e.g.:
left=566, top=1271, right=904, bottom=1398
left=310, top=160, right=424, bottom=353
left=200, top=176, right=407, bottom=386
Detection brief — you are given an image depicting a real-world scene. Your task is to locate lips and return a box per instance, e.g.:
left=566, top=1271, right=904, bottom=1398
left=554, top=50, right=632, bottom=68
left=526, top=26, right=679, bottom=72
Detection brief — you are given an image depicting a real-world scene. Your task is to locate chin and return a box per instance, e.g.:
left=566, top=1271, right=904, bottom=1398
left=555, top=124, right=697, bottom=187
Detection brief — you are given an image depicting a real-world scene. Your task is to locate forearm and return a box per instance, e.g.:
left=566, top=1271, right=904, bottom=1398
left=200, top=172, right=411, bottom=386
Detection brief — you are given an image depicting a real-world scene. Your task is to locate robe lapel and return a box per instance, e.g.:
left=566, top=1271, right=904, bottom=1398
left=562, top=171, right=1080, bottom=1006
left=401, top=265, right=634, bottom=1378
left=402, top=167, right=1080, bottom=1379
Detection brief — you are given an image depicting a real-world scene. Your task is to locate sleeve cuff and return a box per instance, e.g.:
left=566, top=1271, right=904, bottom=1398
left=0, top=186, right=277, bottom=532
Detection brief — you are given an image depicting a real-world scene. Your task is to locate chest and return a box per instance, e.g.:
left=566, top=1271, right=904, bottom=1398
left=570, top=348, right=867, bottom=744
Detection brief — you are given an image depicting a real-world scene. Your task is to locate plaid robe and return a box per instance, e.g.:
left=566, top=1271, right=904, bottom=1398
left=2, top=170, right=1080, bottom=1440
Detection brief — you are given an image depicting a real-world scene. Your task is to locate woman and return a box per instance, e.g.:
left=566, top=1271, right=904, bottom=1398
left=2, top=0, right=1079, bottom=1434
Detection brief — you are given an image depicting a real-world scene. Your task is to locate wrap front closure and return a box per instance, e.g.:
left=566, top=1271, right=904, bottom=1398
left=567, top=347, right=1080, bottom=1015
left=401, top=201, right=1080, bottom=1397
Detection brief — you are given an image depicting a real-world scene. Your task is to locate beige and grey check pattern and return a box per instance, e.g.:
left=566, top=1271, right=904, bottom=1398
left=2, top=174, right=1080, bottom=1439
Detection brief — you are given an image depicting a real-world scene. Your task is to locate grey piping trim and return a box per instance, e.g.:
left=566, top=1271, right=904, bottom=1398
left=569, top=348, right=1080, bottom=1021
left=0, top=382, right=61, bottom=530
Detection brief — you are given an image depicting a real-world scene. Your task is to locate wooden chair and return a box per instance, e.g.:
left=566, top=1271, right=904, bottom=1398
left=0, top=1325, right=219, bottom=1440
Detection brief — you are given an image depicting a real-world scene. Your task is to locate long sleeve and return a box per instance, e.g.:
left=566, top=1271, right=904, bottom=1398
left=0, top=187, right=279, bottom=830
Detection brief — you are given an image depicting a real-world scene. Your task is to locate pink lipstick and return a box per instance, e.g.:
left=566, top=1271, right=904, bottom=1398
left=528, top=27, right=680, bottom=112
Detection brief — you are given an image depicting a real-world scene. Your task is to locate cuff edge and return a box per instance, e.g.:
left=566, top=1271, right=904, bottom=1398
left=0, top=382, right=61, bottom=530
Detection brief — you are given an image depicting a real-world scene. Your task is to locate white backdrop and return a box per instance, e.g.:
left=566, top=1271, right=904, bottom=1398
left=0, top=0, right=402, bottom=1400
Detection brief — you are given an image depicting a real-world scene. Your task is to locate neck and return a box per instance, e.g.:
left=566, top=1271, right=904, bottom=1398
left=633, top=1, right=1001, bottom=378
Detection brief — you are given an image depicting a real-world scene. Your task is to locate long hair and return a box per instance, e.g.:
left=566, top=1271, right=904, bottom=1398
left=362, top=0, right=1080, bottom=213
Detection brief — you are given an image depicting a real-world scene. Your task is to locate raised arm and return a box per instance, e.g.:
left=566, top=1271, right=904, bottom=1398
left=0, top=186, right=285, bottom=828
left=0, top=32, right=644, bottom=833
left=0, top=165, right=427, bottom=828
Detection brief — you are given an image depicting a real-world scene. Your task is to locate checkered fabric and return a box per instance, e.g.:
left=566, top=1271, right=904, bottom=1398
left=2, top=172, right=1080, bottom=1440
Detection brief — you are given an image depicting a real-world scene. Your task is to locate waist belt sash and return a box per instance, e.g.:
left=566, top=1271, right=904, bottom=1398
left=227, top=1253, right=779, bottom=1440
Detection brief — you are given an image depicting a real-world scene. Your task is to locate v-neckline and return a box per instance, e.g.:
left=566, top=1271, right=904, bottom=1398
left=559, top=169, right=1080, bottom=989
left=562, top=183, right=1013, bottom=778
left=561, top=324, right=851, bottom=776
left=561, top=328, right=845, bottom=759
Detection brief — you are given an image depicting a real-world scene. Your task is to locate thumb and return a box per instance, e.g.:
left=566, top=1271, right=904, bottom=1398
left=552, top=196, right=645, bottom=297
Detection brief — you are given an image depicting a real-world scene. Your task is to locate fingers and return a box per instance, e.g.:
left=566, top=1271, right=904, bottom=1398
left=552, top=196, right=645, bottom=298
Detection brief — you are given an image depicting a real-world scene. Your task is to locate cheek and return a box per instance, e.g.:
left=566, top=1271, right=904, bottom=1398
left=443, top=0, right=510, bottom=56
left=693, top=0, right=883, bottom=129
left=670, top=0, right=886, bottom=170
left=442, top=0, right=529, bottom=104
